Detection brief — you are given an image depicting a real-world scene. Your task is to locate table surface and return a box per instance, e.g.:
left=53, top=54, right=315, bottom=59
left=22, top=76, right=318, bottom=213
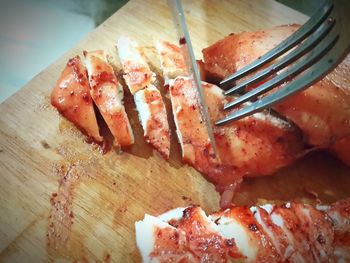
left=1, top=0, right=349, bottom=262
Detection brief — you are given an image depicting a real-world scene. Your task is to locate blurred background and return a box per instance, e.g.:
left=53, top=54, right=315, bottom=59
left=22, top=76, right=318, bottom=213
left=0, top=0, right=318, bottom=103
left=0, top=0, right=127, bottom=102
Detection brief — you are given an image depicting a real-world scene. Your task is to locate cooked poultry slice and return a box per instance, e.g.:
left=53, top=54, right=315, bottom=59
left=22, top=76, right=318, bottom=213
left=155, top=40, right=188, bottom=85
left=136, top=199, right=350, bottom=263
left=117, top=36, right=155, bottom=94
left=168, top=77, right=225, bottom=181
left=158, top=40, right=305, bottom=201
left=318, top=199, right=350, bottom=262
left=117, top=37, right=170, bottom=159
left=134, top=85, right=170, bottom=159
left=202, top=25, right=350, bottom=152
left=136, top=206, right=244, bottom=263
left=84, top=50, right=134, bottom=147
left=51, top=56, right=102, bottom=142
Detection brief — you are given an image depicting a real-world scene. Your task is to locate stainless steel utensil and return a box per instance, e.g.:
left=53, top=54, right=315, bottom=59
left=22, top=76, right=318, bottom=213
left=168, top=0, right=218, bottom=156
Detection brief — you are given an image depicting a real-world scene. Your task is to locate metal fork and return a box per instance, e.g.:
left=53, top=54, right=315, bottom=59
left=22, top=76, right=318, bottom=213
left=216, top=0, right=350, bottom=125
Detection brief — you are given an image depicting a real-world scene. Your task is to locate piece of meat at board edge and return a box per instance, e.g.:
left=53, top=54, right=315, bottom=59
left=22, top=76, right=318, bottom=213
left=84, top=50, right=134, bottom=148
left=135, top=198, right=350, bottom=263
left=51, top=55, right=103, bottom=143
left=117, top=36, right=170, bottom=159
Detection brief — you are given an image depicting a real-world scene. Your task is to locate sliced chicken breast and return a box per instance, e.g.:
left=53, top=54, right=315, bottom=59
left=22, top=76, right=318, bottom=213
left=136, top=206, right=244, bottom=263
left=250, top=205, right=292, bottom=261
left=84, top=50, right=134, bottom=147
left=270, top=204, right=314, bottom=262
left=136, top=199, right=350, bottom=262
left=134, top=85, right=170, bottom=159
left=51, top=56, right=102, bottom=142
left=168, top=76, right=219, bottom=170
left=117, top=36, right=170, bottom=159
left=318, top=199, right=350, bottom=262
left=117, top=36, right=155, bottom=94
left=155, top=40, right=188, bottom=85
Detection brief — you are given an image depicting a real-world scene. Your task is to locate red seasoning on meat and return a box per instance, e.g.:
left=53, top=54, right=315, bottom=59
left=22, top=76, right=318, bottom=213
left=84, top=50, right=134, bottom=147
left=117, top=36, right=170, bottom=159
left=158, top=40, right=305, bottom=203
left=136, top=199, right=350, bottom=262
left=51, top=56, right=102, bottom=142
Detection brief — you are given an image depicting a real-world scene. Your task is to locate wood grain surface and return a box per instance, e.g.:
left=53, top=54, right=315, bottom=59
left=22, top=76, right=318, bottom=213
left=1, top=0, right=349, bottom=262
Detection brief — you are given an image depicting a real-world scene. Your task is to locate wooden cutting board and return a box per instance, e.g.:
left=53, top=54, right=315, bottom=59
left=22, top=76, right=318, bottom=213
left=1, top=0, right=350, bottom=262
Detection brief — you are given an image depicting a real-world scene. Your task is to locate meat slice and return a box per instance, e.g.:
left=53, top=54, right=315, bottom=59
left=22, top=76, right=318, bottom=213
left=250, top=205, right=292, bottom=261
left=155, top=40, right=188, bottom=85
left=51, top=56, right=102, bottom=142
left=270, top=204, right=314, bottom=262
left=117, top=36, right=170, bottom=159
left=317, top=199, right=350, bottom=262
left=136, top=206, right=245, bottom=263
left=317, top=199, right=350, bottom=235
left=292, top=204, right=334, bottom=262
left=117, top=36, right=155, bottom=94
left=168, top=77, right=219, bottom=171
left=136, top=199, right=350, bottom=262
left=134, top=85, right=170, bottom=159
left=84, top=50, right=134, bottom=147
left=270, top=203, right=335, bottom=262
left=168, top=76, right=241, bottom=192
left=211, top=206, right=280, bottom=262
left=202, top=25, right=350, bottom=151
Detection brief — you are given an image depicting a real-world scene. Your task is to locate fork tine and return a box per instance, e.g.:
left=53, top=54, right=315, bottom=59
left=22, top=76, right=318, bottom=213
left=219, top=0, right=334, bottom=90
left=216, top=32, right=339, bottom=125
left=223, top=18, right=335, bottom=109
left=224, top=18, right=335, bottom=97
